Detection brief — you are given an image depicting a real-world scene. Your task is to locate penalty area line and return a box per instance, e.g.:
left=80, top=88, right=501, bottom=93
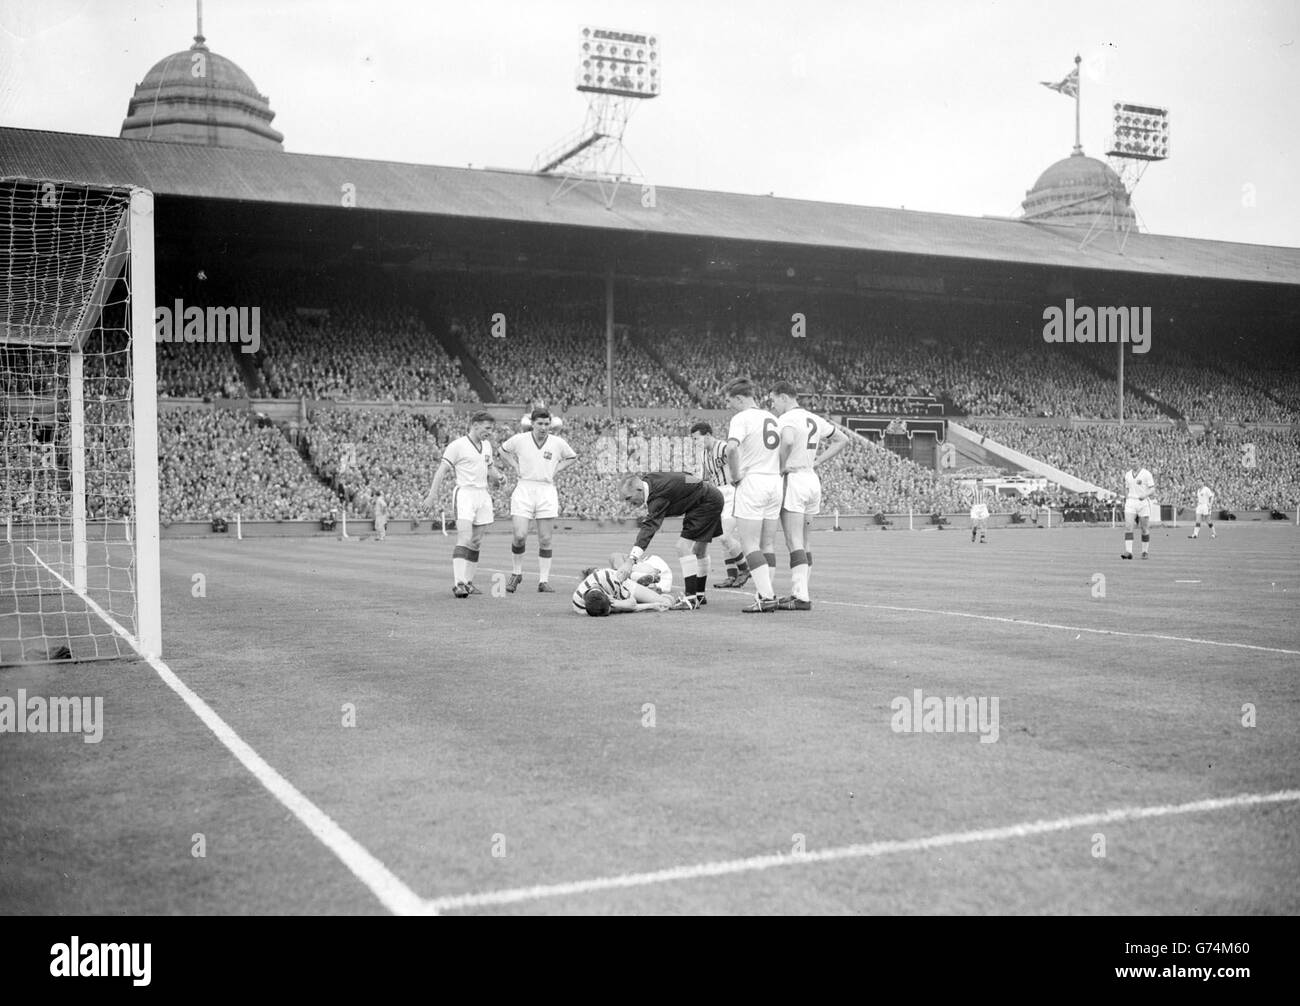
left=424, top=789, right=1300, bottom=913
left=27, top=549, right=431, bottom=917
left=818, top=599, right=1300, bottom=656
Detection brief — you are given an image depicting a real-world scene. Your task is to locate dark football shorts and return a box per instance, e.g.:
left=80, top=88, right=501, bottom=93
left=681, top=485, right=725, bottom=542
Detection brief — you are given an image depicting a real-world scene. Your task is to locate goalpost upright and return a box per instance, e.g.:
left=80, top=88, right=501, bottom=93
left=0, top=177, right=161, bottom=663
left=129, top=188, right=161, bottom=657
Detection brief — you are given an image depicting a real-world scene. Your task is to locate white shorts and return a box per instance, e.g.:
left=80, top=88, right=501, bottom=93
left=782, top=469, right=822, bottom=515
left=454, top=486, right=494, bottom=526
left=1124, top=498, right=1152, bottom=522
left=632, top=556, right=673, bottom=593
left=732, top=472, right=783, bottom=521
left=970, top=518, right=988, bottom=529
left=511, top=481, right=559, bottom=520
left=1195, top=506, right=1210, bottom=518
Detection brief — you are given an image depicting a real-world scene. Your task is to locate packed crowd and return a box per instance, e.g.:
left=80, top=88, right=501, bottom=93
left=156, top=340, right=245, bottom=399
left=967, top=421, right=1300, bottom=512
left=458, top=314, right=695, bottom=410
left=816, top=328, right=1165, bottom=419
left=646, top=322, right=841, bottom=407
left=156, top=409, right=338, bottom=523
left=135, top=269, right=1298, bottom=425
left=257, top=302, right=477, bottom=403
left=303, top=408, right=448, bottom=519
left=1124, top=354, right=1295, bottom=424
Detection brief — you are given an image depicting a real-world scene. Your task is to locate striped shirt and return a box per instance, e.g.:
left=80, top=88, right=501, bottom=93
left=571, top=568, right=630, bottom=613
left=699, top=440, right=730, bottom=488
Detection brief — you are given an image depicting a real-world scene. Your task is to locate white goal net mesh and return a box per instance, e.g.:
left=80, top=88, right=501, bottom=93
left=1, top=179, right=141, bottom=663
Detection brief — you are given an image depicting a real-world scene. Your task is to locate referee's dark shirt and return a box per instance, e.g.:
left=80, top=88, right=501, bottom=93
left=634, top=471, right=712, bottom=550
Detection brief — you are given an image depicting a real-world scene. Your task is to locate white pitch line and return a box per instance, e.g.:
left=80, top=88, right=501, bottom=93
left=425, top=789, right=1300, bottom=913
left=474, top=566, right=1299, bottom=656
left=28, top=549, right=430, bottom=917
left=817, top=599, right=1300, bottom=656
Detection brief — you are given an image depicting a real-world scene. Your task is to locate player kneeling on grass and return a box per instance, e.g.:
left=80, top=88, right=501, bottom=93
left=571, top=566, right=684, bottom=615
left=615, top=471, right=725, bottom=610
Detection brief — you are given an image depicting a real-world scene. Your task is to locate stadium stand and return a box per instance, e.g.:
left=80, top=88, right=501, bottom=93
left=157, top=408, right=339, bottom=523
left=967, top=421, right=1300, bottom=512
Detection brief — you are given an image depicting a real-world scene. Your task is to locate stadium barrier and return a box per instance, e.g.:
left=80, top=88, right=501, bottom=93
left=147, top=510, right=1294, bottom=539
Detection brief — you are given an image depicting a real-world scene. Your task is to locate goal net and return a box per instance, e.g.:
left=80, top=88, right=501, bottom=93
left=1, top=178, right=160, bottom=664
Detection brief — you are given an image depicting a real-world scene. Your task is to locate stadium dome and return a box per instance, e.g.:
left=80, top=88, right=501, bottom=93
left=1021, top=151, right=1135, bottom=228
left=119, top=30, right=284, bottom=150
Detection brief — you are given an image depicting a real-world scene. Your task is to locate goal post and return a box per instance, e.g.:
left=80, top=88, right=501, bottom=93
left=0, top=177, right=160, bottom=663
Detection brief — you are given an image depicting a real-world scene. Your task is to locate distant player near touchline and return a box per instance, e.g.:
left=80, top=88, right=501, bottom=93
left=771, top=381, right=847, bottom=610
left=1121, top=455, right=1155, bottom=560
left=423, top=410, right=502, bottom=597
left=688, top=421, right=751, bottom=589
left=497, top=407, right=578, bottom=593
left=723, top=377, right=783, bottom=613
left=615, top=470, right=726, bottom=609
left=373, top=492, right=388, bottom=541
left=969, top=497, right=990, bottom=544
left=1190, top=484, right=1216, bottom=539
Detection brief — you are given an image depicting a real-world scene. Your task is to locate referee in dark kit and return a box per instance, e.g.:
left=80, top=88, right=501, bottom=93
left=616, top=472, right=725, bottom=609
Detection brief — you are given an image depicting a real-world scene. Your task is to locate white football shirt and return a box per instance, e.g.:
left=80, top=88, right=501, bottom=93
left=501, top=431, right=576, bottom=482
left=778, top=408, right=836, bottom=470
left=1124, top=469, right=1154, bottom=500
left=441, top=436, right=494, bottom=490
left=727, top=407, right=781, bottom=479
left=1197, top=486, right=1214, bottom=508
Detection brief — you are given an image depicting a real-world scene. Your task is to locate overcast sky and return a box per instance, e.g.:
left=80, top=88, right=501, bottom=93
left=2, top=0, right=1297, bottom=246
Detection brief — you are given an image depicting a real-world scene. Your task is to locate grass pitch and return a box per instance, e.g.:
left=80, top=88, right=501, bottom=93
left=2, top=520, right=1297, bottom=915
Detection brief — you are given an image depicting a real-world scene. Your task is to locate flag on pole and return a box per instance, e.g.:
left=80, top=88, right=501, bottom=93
left=1041, top=68, right=1079, bottom=98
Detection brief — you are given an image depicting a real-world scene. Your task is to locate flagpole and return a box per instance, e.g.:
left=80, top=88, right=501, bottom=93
left=1074, top=53, right=1082, bottom=154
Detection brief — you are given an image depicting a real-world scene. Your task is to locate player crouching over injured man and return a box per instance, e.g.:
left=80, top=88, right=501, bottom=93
left=571, top=565, right=691, bottom=615
left=615, top=471, right=726, bottom=610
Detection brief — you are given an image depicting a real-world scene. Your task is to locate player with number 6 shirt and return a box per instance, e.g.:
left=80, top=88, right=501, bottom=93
left=723, top=378, right=783, bottom=613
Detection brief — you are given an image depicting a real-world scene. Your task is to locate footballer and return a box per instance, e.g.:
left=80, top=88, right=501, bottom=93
left=1189, top=484, right=1216, bottom=539
left=689, top=421, right=750, bottom=589
left=616, top=471, right=725, bottom=609
left=771, top=381, right=846, bottom=610
left=723, top=378, right=782, bottom=613
left=1121, top=456, right=1156, bottom=560
left=423, top=411, right=503, bottom=597
left=498, top=408, right=578, bottom=593
left=969, top=498, right=990, bottom=544
left=571, top=566, right=685, bottom=616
